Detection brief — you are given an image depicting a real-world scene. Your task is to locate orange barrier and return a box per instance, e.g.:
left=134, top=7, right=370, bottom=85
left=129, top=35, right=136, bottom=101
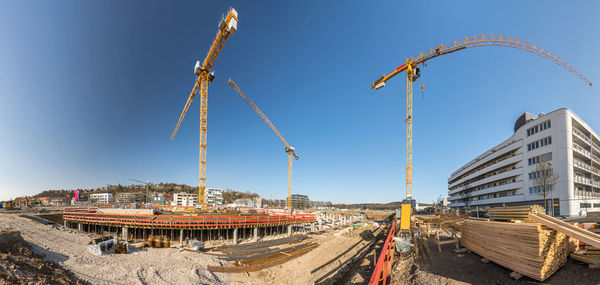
left=369, top=215, right=397, bottom=285
left=63, top=208, right=316, bottom=229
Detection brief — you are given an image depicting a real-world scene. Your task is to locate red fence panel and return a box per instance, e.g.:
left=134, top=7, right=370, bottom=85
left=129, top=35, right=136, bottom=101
left=368, top=215, right=397, bottom=285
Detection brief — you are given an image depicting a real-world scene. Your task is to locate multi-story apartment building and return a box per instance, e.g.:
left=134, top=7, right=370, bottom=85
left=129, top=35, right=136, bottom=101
left=89, top=193, right=114, bottom=204
left=205, top=188, right=224, bottom=207
left=172, top=192, right=198, bottom=207
left=448, top=109, right=600, bottom=216
left=115, top=192, right=145, bottom=203
left=291, top=194, right=309, bottom=209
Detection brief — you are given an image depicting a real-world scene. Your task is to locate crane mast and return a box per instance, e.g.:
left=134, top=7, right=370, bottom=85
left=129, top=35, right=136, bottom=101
left=170, top=8, right=238, bottom=209
left=371, top=34, right=591, bottom=230
left=227, top=79, right=299, bottom=210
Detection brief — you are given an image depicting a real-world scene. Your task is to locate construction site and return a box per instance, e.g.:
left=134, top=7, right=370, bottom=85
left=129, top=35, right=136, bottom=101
left=1, top=2, right=600, bottom=285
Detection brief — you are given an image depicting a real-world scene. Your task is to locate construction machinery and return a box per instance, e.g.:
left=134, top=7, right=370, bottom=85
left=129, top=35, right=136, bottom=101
left=170, top=8, right=238, bottom=209
left=227, top=79, right=299, bottom=210
left=371, top=34, right=592, bottom=229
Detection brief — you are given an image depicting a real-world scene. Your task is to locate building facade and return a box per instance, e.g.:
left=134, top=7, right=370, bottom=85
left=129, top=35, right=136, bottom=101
left=115, top=192, right=145, bottom=203
left=291, top=194, right=309, bottom=209
left=172, top=192, right=198, bottom=207
left=89, top=193, right=114, bottom=204
left=205, top=188, right=224, bottom=207
left=448, top=109, right=600, bottom=217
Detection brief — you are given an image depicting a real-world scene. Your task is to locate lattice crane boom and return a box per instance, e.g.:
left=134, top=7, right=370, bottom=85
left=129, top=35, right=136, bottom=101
left=371, top=34, right=591, bottom=229
left=227, top=79, right=299, bottom=209
left=170, top=8, right=238, bottom=209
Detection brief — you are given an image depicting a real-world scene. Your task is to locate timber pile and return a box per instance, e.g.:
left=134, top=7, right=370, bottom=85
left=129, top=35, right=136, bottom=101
left=206, top=235, right=318, bottom=273
left=461, top=219, right=576, bottom=281
left=486, top=205, right=544, bottom=221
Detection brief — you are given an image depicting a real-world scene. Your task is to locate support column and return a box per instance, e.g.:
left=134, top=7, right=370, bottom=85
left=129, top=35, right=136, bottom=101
left=64, top=220, right=67, bottom=227
left=122, top=227, right=128, bottom=241
left=233, top=228, right=238, bottom=245
left=77, top=223, right=82, bottom=231
left=180, top=229, right=184, bottom=248
left=253, top=227, right=258, bottom=241
left=287, top=225, right=292, bottom=237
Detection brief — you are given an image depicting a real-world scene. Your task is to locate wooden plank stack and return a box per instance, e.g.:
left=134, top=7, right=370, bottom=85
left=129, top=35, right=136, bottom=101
left=461, top=218, right=577, bottom=281
left=486, top=205, right=544, bottom=221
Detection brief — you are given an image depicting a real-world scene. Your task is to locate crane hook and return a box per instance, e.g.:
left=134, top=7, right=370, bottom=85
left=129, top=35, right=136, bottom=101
left=421, top=84, right=425, bottom=99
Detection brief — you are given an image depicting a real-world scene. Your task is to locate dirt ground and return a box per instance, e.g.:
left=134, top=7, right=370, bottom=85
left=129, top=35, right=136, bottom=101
left=0, top=227, right=83, bottom=285
left=229, top=224, right=382, bottom=285
left=0, top=213, right=231, bottom=284
left=392, top=237, right=600, bottom=285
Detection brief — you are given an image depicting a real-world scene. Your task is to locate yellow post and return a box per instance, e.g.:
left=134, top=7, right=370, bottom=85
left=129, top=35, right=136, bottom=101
left=400, top=203, right=411, bottom=230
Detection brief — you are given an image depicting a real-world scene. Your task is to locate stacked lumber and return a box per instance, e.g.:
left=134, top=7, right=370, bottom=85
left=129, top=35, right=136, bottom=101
left=461, top=219, right=576, bottom=281
left=486, top=205, right=544, bottom=221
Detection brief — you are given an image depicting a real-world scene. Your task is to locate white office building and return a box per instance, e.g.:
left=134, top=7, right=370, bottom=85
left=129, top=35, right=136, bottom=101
left=89, top=193, right=114, bottom=204
left=448, top=108, right=600, bottom=217
left=205, top=188, right=224, bottom=207
left=172, top=192, right=198, bottom=207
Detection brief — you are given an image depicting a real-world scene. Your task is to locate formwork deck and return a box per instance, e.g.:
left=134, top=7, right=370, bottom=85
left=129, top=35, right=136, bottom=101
left=63, top=208, right=316, bottom=229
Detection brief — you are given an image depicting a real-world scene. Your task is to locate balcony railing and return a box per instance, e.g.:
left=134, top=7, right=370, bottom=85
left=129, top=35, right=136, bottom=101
left=574, top=159, right=594, bottom=172
left=573, top=127, right=592, bottom=144
left=594, top=167, right=600, bottom=176
left=593, top=141, right=600, bottom=153
left=593, top=153, right=600, bottom=164
left=573, top=142, right=592, bottom=157
left=593, top=180, right=600, bottom=188
left=574, top=175, right=592, bottom=185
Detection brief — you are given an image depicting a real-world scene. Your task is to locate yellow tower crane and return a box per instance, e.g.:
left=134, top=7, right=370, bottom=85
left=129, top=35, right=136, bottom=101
left=170, top=8, right=238, bottom=209
left=371, top=34, right=592, bottom=229
left=227, top=79, right=299, bottom=210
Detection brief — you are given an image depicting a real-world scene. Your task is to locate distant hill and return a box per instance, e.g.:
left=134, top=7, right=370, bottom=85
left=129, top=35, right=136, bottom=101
left=32, top=183, right=263, bottom=204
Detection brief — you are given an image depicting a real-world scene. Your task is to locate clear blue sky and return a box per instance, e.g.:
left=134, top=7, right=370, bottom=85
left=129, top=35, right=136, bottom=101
left=0, top=1, right=598, bottom=204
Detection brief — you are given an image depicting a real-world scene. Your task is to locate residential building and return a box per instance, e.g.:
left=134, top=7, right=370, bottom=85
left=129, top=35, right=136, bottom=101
left=233, top=198, right=255, bottom=208
left=151, top=192, right=165, bottom=205
left=309, top=200, right=333, bottom=209
left=448, top=109, right=600, bottom=216
left=205, top=188, right=224, bottom=207
left=115, top=192, right=145, bottom=203
left=172, top=192, right=198, bottom=207
left=89, top=193, right=114, bottom=204
left=291, top=194, right=309, bottom=209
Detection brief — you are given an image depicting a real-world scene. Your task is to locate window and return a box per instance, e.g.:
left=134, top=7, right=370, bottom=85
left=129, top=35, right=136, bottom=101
left=535, top=126, right=538, bottom=132
left=527, top=129, right=531, bottom=136
left=548, top=137, right=552, bottom=144
left=547, top=121, right=551, bottom=128
left=581, top=203, right=592, bottom=208
left=594, top=203, right=600, bottom=208
left=528, top=144, right=532, bottom=151
left=536, top=141, right=539, bottom=148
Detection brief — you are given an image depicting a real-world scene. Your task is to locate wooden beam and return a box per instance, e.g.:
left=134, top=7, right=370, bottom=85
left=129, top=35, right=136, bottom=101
left=528, top=213, right=600, bottom=249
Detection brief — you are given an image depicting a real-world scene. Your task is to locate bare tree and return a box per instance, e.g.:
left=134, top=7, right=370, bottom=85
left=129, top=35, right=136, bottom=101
left=534, top=156, right=559, bottom=215
left=461, top=180, right=471, bottom=216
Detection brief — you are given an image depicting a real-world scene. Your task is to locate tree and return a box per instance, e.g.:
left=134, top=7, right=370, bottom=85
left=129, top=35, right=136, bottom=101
left=534, top=156, right=559, bottom=215
left=461, top=180, right=471, bottom=216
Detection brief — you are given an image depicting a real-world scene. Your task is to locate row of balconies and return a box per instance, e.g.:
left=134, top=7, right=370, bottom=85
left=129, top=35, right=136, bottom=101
left=574, top=175, right=600, bottom=187
left=573, top=127, right=600, bottom=154
left=573, top=158, right=600, bottom=177
left=573, top=142, right=592, bottom=157
left=448, top=154, right=521, bottom=190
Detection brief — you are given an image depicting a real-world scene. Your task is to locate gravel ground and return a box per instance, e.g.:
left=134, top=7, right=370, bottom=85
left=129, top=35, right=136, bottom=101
left=231, top=225, right=380, bottom=285
left=0, top=214, right=231, bottom=285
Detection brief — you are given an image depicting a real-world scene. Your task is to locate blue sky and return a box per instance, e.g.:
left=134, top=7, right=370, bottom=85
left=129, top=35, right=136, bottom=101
left=0, top=1, right=598, bottom=204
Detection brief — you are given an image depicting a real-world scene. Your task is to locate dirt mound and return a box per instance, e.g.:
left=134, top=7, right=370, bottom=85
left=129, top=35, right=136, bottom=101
left=0, top=228, right=83, bottom=285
